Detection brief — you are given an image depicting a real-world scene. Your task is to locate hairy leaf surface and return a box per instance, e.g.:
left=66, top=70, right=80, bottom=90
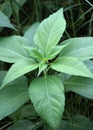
left=34, top=8, right=66, bottom=52
left=1, top=59, right=38, bottom=88
left=51, top=57, right=93, bottom=78
left=0, top=72, right=29, bottom=120
left=24, top=22, right=40, bottom=46
left=38, top=62, right=47, bottom=76
left=46, top=45, right=67, bottom=60
left=0, top=36, right=29, bottom=63
left=60, top=37, right=93, bottom=61
left=29, top=75, right=65, bottom=128
left=65, top=76, right=93, bottom=99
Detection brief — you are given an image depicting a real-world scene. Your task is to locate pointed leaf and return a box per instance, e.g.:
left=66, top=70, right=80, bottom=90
left=47, top=45, right=67, bottom=60
left=29, top=75, right=65, bottom=128
left=0, top=11, right=16, bottom=30
left=65, top=76, right=93, bottom=99
left=0, top=1, right=12, bottom=17
left=69, top=115, right=93, bottom=130
left=23, top=45, right=44, bottom=61
left=60, top=37, right=93, bottom=61
left=1, top=59, right=38, bottom=88
left=38, top=62, right=47, bottom=76
left=34, top=8, right=66, bottom=52
left=0, top=72, right=29, bottom=120
left=0, top=36, right=29, bottom=63
left=24, top=22, right=40, bottom=46
left=51, top=57, right=93, bottom=78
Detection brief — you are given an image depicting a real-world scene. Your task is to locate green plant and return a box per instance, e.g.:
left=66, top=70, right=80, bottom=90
left=0, top=8, right=93, bottom=130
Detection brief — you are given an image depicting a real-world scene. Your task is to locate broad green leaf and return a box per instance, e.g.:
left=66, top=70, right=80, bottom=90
left=34, top=8, right=66, bottom=52
left=68, top=115, right=93, bottom=130
left=46, top=45, right=67, bottom=60
left=0, top=0, right=27, bottom=18
left=0, top=1, right=12, bottom=17
left=0, top=11, right=16, bottom=30
left=29, top=75, right=65, bottom=128
left=45, top=115, right=93, bottom=130
left=8, top=120, right=36, bottom=130
left=0, top=36, right=29, bottom=63
left=24, top=22, right=40, bottom=46
left=44, top=120, right=69, bottom=130
left=0, top=71, right=6, bottom=83
left=84, top=60, right=93, bottom=73
left=51, top=57, right=93, bottom=78
left=0, top=72, right=29, bottom=120
left=10, top=104, right=37, bottom=120
left=1, top=59, right=38, bottom=88
left=60, top=37, right=93, bottom=61
left=59, top=115, right=93, bottom=130
left=65, top=76, right=93, bottom=99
